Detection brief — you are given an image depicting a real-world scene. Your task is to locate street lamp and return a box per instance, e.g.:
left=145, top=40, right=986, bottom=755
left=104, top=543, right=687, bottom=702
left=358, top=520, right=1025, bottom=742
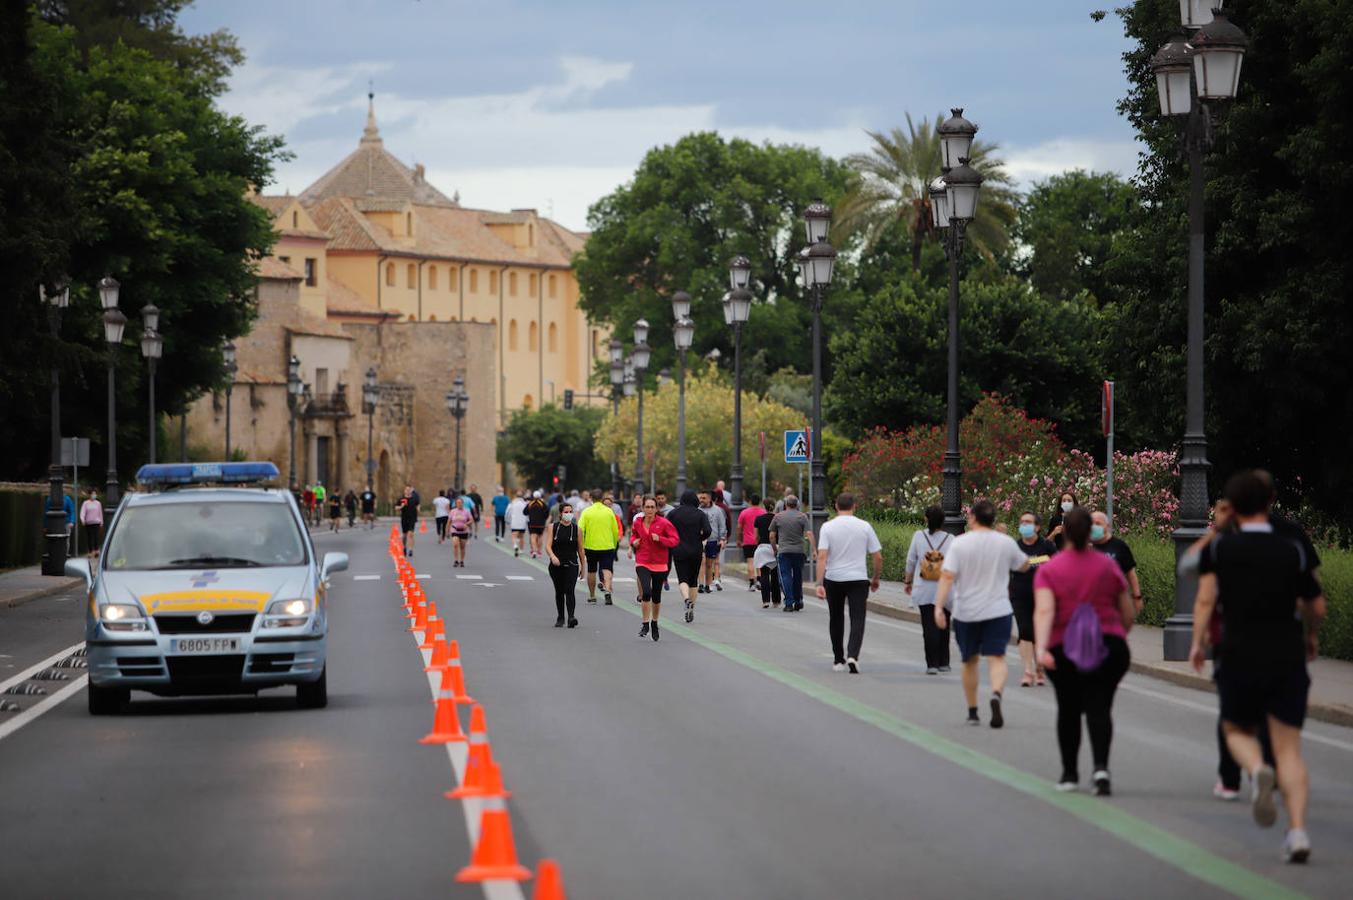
left=41, top=279, right=70, bottom=574
left=286, top=355, right=303, bottom=487
left=99, top=276, right=124, bottom=512
left=362, top=366, right=379, bottom=491
left=609, top=339, right=625, bottom=499
left=1151, top=4, right=1248, bottom=660
left=631, top=321, right=651, bottom=495
left=798, top=201, right=837, bottom=543
left=673, top=294, right=695, bottom=497
left=725, top=262, right=753, bottom=522
left=446, top=374, right=469, bottom=490
left=141, top=310, right=163, bottom=465
left=221, top=339, right=236, bottom=461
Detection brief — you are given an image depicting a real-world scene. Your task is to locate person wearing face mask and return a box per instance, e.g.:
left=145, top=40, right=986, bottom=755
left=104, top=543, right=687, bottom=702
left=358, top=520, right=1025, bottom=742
left=1009, top=511, right=1057, bottom=687
left=1047, top=491, right=1078, bottom=550
left=545, top=502, right=585, bottom=628
left=1090, top=511, right=1143, bottom=614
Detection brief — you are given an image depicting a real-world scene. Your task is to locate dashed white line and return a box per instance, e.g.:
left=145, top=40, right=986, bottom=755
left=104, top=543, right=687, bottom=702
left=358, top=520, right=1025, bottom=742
left=353, top=575, right=381, bottom=581
left=505, top=576, right=534, bottom=581
left=456, top=574, right=483, bottom=580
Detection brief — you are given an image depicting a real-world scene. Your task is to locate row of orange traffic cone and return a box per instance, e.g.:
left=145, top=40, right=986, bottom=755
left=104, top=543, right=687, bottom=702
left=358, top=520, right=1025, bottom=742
left=389, top=530, right=565, bottom=898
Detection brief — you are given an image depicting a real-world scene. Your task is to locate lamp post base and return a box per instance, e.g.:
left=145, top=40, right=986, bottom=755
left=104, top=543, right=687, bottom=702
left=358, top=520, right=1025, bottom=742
left=1165, top=523, right=1209, bottom=660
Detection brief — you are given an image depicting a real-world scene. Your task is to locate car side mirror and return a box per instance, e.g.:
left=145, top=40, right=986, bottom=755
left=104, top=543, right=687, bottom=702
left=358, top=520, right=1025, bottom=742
left=321, top=552, right=349, bottom=579
left=64, top=557, right=92, bottom=588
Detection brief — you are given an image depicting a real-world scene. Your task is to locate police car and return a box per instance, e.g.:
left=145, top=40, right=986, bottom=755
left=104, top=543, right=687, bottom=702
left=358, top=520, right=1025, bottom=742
left=65, top=462, right=347, bottom=714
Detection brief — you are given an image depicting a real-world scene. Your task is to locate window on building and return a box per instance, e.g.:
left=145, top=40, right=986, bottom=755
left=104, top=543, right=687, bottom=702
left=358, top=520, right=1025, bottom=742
left=386, top=262, right=395, bottom=286
left=304, top=258, right=317, bottom=287
left=315, top=368, right=329, bottom=396
left=528, top=223, right=534, bottom=246
left=529, top=320, right=538, bottom=352
left=469, top=268, right=478, bottom=292
left=449, top=266, right=458, bottom=288
left=406, top=264, right=416, bottom=288
left=549, top=275, right=558, bottom=298
left=489, top=270, right=498, bottom=293
left=406, top=211, right=412, bottom=235
left=279, top=255, right=291, bottom=265
left=509, top=319, right=519, bottom=351
left=429, top=265, right=438, bottom=290
left=529, top=273, right=538, bottom=295
left=291, top=211, right=298, bottom=228
left=509, top=272, right=518, bottom=296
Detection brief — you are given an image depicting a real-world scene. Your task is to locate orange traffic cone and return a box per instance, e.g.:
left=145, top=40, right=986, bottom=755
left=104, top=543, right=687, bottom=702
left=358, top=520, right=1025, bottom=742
left=435, top=659, right=475, bottom=704
left=420, top=697, right=467, bottom=743
left=419, top=518, right=427, bottom=533
left=532, top=860, right=566, bottom=900
left=409, top=599, right=430, bottom=632
left=425, top=635, right=452, bottom=671
left=449, top=754, right=511, bottom=800
left=419, top=615, right=443, bottom=650
left=455, top=803, right=532, bottom=882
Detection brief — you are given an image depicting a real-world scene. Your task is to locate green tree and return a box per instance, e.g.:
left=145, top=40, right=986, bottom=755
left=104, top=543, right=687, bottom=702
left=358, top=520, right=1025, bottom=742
left=575, top=132, right=855, bottom=382
left=1105, top=0, right=1353, bottom=518
left=1011, top=169, right=1139, bottom=304
left=835, top=112, right=1018, bottom=270
left=825, top=272, right=1107, bottom=450
left=499, top=405, right=609, bottom=490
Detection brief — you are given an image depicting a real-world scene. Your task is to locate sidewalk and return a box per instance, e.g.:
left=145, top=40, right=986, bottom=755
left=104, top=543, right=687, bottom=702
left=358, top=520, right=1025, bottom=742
left=0, top=565, right=83, bottom=608
left=835, top=578, right=1353, bottom=729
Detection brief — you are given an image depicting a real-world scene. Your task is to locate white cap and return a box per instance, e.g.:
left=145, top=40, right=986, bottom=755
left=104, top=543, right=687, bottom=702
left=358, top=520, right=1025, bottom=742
left=533, top=490, right=542, bottom=498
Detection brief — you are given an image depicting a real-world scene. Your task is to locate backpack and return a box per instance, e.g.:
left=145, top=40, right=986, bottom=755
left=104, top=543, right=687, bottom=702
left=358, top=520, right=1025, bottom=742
left=919, top=532, right=948, bottom=581
left=1063, top=602, right=1109, bottom=672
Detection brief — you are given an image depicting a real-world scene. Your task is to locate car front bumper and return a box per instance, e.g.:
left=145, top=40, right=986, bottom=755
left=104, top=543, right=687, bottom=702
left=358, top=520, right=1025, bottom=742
left=86, top=628, right=326, bottom=695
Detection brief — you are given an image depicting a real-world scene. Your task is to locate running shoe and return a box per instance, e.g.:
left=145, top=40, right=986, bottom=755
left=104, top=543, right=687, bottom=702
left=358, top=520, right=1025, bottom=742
left=714, top=581, right=722, bottom=592
left=832, top=662, right=846, bottom=672
left=650, top=621, right=660, bottom=641
left=1213, top=782, right=1240, bottom=802
left=748, top=580, right=756, bottom=592
left=782, top=605, right=795, bottom=613
left=762, top=601, right=770, bottom=609
left=554, top=617, right=565, bottom=628
left=966, top=712, right=981, bottom=726
left=1056, top=774, right=1079, bottom=792
left=926, top=667, right=939, bottom=675
left=604, top=592, right=613, bottom=606
left=514, top=548, right=519, bottom=557
left=1283, top=828, right=1311, bottom=864
left=568, top=617, right=578, bottom=629
left=989, top=696, right=1005, bottom=729
left=587, top=595, right=597, bottom=604
left=1092, top=770, right=1112, bottom=796
left=938, top=666, right=952, bottom=673
left=684, top=599, right=694, bottom=623
left=639, top=622, right=649, bottom=638
left=846, top=658, right=859, bottom=674
left=1251, top=765, right=1278, bottom=828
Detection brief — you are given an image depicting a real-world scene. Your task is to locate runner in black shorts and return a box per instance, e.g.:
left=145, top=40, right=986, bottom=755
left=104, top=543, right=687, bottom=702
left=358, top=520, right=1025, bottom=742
left=526, top=490, right=550, bottom=558
left=667, top=491, right=712, bottom=623
left=397, top=484, right=420, bottom=557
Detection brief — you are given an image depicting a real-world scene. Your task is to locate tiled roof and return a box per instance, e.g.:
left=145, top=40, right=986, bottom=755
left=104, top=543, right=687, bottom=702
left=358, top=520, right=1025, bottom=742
left=324, top=276, right=395, bottom=319
left=257, top=257, right=304, bottom=280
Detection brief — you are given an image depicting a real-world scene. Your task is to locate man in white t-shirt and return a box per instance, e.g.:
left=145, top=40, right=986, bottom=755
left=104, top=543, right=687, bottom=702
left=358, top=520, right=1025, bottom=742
left=814, top=493, right=883, bottom=674
left=507, top=491, right=529, bottom=557
left=934, top=499, right=1029, bottom=728
left=432, top=490, right=452, bottom=544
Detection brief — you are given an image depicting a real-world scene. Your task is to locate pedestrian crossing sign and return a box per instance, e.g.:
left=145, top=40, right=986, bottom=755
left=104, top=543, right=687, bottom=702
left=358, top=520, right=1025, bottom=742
left=784, top=430, right=809, bottom=463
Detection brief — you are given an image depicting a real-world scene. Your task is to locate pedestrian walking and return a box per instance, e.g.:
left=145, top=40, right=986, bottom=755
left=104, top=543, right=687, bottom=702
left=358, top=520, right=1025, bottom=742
left=508, top=491, right=529, bottom=556
left=313, top=482, right=327, bottom=526
left=302, top=484, right=316, bottom=526
left=1047, top=490, right=1078, bottom=551
left=491, top=486, right=509, bottom=541
left=934, top=499, right=1030, bottom=727
left=697, top=490, right=726, bottom=595
left=630, top=496, right=679, bottom=641
left=1189, top=470, right=1325, bottom=863
left=814, top=494, right=883, bottom=674
left=360, top=485, right=377, bottom=529
left=432, top=489, right=452, bottom=543
left=1011, top=511, right=1057, bottom=686
left=1033, top=506, right=1135, bottom=795
left=904, top=506, right=952, bottom=674
left=716, top=479, right=731, bottom=507
left=397, top=484, right=420, bottom=557
left=1090, top=511, right=1143, bottom=615
left=737, top=493, right=761, bottom=592
left=449, top=497, right=473, bottom=567
left=545, top=501, right=584, bottom=628
left=327, top=491, right=342, bottom=532
left=343, top=489, right=357, bottom=528
left=579, top=488, right=620, bottom=605
left=753, top=498, right=781, bottom=609
left=526, top=490, right=550, bottom=558
left=467, top=484, right=484, bottom=539
left=79, top=488, right=104, bottom=557
left=770, top=495, right=813, bottom=612
left=655, top=490, right=674, bottom=517
left=669, top=490, right=713, bottom=623
left=774, top=486, right=792, bottom=514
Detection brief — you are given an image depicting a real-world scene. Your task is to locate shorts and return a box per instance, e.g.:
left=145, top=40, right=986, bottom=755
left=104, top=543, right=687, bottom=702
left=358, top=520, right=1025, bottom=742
left=585, top=548, right=615, bottom=573
left=1217, top=663, right=1310, bottom=729
left=512, top=528, right=526, bottom=535
left=452, top=531, right=469, bottom=542
left=1011, top=595, right=1035, bottom=643
left=742, top=544, right=756, bottom=559
left=953, top=614, right=1013, bottom=662
left=703, top=540, right=721, bottom=559
left=528, top=525, right=545, bottom=535
left=637, top=567, right=665, bottom=603
left=401, top=518, right=417, bottom=534
left=673, top=556, right=701, bottom=587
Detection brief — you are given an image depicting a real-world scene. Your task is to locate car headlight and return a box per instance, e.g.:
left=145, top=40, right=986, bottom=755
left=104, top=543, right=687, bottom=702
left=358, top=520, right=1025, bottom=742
left=263, top=597, right=312, bottom=628
left=101, top=603, right=148, bottom=632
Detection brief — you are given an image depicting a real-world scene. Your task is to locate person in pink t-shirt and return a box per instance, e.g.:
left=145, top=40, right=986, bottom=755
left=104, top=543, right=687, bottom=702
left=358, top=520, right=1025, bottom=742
left=1033, top=506, right=1136, bottom=796
left=448, top=498, right=474, bottom=568
left=737, top=493, right=763, bottom=591
left=79, top=488, right=104, bottom=557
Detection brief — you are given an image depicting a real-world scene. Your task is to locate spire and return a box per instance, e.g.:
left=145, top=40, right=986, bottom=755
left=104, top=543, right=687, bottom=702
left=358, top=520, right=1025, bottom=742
left=361, top=82, right=381, bottom=145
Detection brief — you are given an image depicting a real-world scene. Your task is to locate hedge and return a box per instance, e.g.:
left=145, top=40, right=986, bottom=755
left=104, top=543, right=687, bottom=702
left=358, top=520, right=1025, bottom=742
left=0, top=484, right=47, bottom=570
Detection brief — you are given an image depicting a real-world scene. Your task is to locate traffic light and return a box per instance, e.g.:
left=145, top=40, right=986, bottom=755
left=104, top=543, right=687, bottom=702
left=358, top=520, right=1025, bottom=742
left=563, top=388, right=574, bottom=410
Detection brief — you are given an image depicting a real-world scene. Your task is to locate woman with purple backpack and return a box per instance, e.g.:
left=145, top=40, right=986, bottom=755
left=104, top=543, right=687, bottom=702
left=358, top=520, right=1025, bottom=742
left=1033, top=506, right=1136, bottom=796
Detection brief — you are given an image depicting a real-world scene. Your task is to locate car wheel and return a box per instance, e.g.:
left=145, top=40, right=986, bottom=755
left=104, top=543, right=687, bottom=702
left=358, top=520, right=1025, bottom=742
left=296, top=666, right=328, bottom=709
left=88, top=683, right=129, bottom=716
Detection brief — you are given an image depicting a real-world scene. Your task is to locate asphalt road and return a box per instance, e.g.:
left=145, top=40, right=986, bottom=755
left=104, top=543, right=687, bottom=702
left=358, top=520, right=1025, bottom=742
left=2, top=521, right=1351, bottom=899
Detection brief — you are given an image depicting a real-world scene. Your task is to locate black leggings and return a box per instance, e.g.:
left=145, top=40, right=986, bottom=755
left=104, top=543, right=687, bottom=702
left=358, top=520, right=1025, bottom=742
left=549, top=563, right=578, bottom=619
left=824, top=579, right=869, bottom=664
left=436, top=516, right=448, bottom=539
left=495, top=515, right=506, bottom=539
left=918, top=603, right=951, bottom=669
left=637, top=567, right=665, bottom=604
left=759, top=563, right=781, bottom=605
left=1047, top=637, right=1130, bottom=777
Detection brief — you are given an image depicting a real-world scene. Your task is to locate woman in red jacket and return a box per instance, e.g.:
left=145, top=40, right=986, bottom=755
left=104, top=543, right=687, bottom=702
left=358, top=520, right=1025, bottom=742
left=630, top=495, right=680, bottom=641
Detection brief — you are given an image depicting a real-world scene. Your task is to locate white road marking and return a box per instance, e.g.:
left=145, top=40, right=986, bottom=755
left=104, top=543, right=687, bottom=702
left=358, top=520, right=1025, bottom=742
left=416, top=574, right=431, bottom=580
left=0, top=675, right=88, bottom=741
left=457, top=574, right=482, bottom=580
left=505, top=576, right=534, bottom=581
left=353, top=575, right=381, bottom=581
left=0, top=641, right=85, bottom=697
left=613, top=577, right=635, bottom=583
left=472, top=583, right=502, bottom=588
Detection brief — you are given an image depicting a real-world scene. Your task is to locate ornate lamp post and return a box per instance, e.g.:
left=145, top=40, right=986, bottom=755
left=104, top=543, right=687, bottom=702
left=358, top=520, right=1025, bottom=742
left=446, top=374, right=469, bottom=490
left=286, top=355, right=303, bottom=486
left=221, top=339, right=236, bottom=461
left=41, top=279, right=70, bottom=574
left=673, top=294, right=695, bottom=497
left=609, top=339, right=625, bottom=499
left=724, top=260, right=753, bottom=527
left=630, top=319, right=651, bottom=496
left=99, top=276, right=125, bottom=511
left=362, top=367, right=379, bottom=491
left=1150, top=4, right=1249, bottom=660
left=141, top=304, right=163, bottom=465
left=799, top=202, right=837, bottom=542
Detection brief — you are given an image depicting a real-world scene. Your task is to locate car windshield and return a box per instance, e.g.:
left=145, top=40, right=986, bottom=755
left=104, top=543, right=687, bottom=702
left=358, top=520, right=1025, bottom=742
left=103, top=500, right=307, bottom=570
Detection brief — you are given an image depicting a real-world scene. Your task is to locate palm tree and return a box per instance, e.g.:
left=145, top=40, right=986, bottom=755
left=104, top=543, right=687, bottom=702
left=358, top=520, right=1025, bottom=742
left=835, top=112, right=1018, bottom=269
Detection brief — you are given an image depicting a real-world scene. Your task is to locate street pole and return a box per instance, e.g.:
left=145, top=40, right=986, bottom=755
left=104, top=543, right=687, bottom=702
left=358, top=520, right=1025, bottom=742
left=43, top=296, right=67, bottom=575
left=809, top=285, right=827, bottom=542
left=634, top=379, right=646, bottom=496
left=180, top=415, right=187, bottom=462
left=366, top=404, right=375, bottom=490
left=941, top=221, right=965, bottom=536
left=611, top=387, right=623, bottom=500
left=288, top=405, right=297, bottom=486
left=676, top=347, right=687, bottom=497
left=147, top=358, right=157, bottom=464
left=455, top=415, right=464, bottom=491
left=730, top=321, right=744, bottom=513
left=223, top=380, right=231, bottom=461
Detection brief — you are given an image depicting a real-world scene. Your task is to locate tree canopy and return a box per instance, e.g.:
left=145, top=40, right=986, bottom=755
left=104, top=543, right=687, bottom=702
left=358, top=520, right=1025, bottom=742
left=499, top=404, right=609, bottom=490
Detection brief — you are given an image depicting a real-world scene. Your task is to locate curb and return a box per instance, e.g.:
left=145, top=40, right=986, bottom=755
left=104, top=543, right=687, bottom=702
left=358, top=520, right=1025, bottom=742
left=863, top=598, right=1353, bottom=729
left=3, top=577, right=83, bottom=609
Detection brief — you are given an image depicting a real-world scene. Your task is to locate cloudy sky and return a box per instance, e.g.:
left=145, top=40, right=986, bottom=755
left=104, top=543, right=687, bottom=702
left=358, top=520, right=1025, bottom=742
left=182, top=0, right=1143, bottom=232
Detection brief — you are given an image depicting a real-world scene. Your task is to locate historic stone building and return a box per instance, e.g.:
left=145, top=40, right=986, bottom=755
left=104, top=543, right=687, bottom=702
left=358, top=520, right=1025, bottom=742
left=186, top=96, right=599, bottom=503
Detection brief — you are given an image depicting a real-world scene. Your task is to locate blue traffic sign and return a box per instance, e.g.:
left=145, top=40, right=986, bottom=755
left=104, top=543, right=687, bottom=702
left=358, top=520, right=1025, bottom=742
left=784, top=430, right=808, bottom=463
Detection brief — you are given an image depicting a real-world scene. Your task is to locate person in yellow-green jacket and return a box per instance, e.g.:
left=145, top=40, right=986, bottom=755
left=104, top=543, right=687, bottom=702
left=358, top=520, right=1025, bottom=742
left=579, top=488, right=621, bottom=605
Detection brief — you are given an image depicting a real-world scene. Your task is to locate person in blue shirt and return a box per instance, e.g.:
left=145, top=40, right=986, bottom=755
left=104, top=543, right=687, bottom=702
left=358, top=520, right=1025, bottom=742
left=491, top=486, right=510, bottom=542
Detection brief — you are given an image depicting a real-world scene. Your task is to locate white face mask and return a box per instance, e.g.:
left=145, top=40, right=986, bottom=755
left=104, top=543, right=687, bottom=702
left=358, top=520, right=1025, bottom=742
left=561, top=513, right=574, bottom=524
left=1061, top=501, right=1073, bottom=512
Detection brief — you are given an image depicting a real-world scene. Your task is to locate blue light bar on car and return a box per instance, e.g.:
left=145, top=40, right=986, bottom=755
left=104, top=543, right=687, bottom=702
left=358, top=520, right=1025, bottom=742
left=135, top=462, right=280, bottom=485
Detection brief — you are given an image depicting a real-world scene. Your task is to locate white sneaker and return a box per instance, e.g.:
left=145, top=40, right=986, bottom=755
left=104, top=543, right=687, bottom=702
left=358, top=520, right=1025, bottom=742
left=1251, top=765, right=1278, bottom=828
left=1212, top=782, right=1240, bottom=802
left=846, top=658, right=859, bottom=674
left=832, top=662, right=846, bottom=673
left=925, top=667, right=939, bottom=675
left=1282, top=828, right=1311, bottom=864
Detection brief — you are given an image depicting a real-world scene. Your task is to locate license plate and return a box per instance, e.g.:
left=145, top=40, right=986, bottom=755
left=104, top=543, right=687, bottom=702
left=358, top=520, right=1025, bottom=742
left=171, top=637, right=241, bottom=654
